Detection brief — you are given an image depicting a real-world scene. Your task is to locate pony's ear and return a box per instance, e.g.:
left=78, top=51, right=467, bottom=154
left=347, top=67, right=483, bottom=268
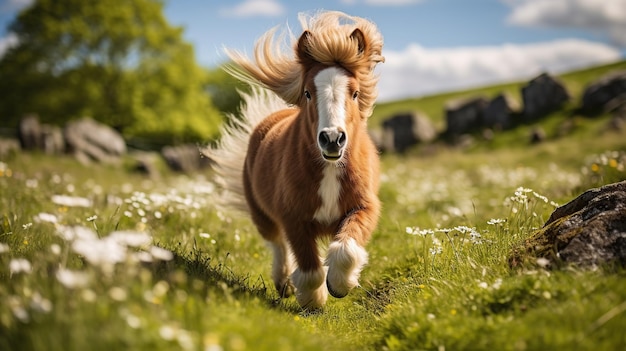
left=297, top=30, right=315, bottom=63
left=350, top=28, right=366, bottom=56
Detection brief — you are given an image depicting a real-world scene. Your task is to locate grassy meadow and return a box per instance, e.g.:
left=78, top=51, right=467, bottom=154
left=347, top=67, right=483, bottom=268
left=2, top=61, right=626, bottom=351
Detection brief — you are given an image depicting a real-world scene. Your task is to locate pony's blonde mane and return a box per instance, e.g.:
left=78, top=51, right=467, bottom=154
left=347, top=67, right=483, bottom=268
left=225, top=11, right=384, bottom=119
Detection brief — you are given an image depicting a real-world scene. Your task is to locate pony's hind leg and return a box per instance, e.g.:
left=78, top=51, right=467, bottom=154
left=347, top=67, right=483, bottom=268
left=247, top=200, right=295, bottom=297
left=269, top=236, right=295, bottom=297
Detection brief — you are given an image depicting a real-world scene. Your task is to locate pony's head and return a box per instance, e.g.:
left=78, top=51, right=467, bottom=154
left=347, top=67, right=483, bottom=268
left=296, top=29, right=367, bottom=162
left=225, top=11, right=384, bottom=162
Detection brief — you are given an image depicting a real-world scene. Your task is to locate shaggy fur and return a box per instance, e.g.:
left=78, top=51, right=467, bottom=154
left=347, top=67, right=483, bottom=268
left=207, top=11, right=384, bottom=310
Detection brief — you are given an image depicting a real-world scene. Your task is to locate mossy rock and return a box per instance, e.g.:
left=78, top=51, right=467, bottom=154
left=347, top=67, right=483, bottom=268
left=510, top=180, right=626, bottom=268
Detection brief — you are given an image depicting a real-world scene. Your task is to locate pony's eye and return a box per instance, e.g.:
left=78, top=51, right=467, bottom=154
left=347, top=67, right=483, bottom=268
left=352, top=91, right=359, bottom=100
left=304, top=90, right=311, bottom=100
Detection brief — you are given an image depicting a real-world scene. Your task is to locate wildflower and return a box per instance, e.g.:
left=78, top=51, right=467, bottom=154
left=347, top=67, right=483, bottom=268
left=469, top=229, right=482, bottom=244
left=429, top=239, right=443, bottom=255
left=25, top=179, right=38, bottom=188
left=536, top=257, right=550, bottom=268
left=125, top=314, right=141, bottom=329
left=199, top=232, right=211, bottom=239
left=109, top=231, right=152, bottom=248
left=150, top=246, right=174, bottom=261
left=532, top=191, right=549, bottom=203
left=487, top=218, right=506, bottom=225
left=35, top=212, right=58, bottom=223
left=406, top=227, right=434, bottom=236
left=56, top=268, right=90, bottom=289
left=30, top=292, right=53, bottom=314
left=454, top=225, right=474, bottom=234
left=51, top=194, right=92, bottom=208
left=86, top=215, right=98, bottom=222
left=8, top=296, right=29, bottom=322
left=22, top=223, right=33, bottom=230
left=56, top=225, right=97, bottom=242
left=10, top=258, right=32, bottom=275
left=82, top=289, right=97, bottom=302
left=109, top=287, right=128, bottom=301
left=72, top=237, right=127, bottom=267
left=0, top=243, right=9, bottom=254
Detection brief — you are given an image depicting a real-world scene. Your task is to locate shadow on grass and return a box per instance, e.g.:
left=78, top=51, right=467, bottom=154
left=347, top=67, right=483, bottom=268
left=146, top=245, right=304, bottom=314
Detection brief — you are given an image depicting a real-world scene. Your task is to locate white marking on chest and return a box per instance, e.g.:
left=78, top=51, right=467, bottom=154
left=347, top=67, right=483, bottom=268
left=313, top=164, right=342, bottom=224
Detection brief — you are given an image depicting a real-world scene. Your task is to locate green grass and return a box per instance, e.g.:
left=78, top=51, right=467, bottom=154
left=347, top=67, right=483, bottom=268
left=2, top=61, right=626, bottom=350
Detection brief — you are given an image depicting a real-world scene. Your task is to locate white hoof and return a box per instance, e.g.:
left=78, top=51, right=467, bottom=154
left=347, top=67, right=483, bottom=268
left=325, top=238, right=368, bottom=298
left=291, top=267, right=328, bottom=310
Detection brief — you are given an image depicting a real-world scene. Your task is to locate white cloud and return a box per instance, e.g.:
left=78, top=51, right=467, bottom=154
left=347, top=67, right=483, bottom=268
left=506, top=0, right=626, bottom=46
left=376, top=39, right=621, bottom=101
left=219, top=0, right=285, bottom=18
left=0, top=33, right=18, bottom=58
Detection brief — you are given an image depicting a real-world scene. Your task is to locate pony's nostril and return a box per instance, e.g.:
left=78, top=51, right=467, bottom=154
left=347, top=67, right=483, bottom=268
left=318, top=132, right=330, bottom=148
left=337, top=132, right=346, bottom=147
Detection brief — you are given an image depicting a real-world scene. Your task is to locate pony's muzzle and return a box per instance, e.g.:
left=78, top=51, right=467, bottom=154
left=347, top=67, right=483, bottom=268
left=318, top=129, right=346, bottom=161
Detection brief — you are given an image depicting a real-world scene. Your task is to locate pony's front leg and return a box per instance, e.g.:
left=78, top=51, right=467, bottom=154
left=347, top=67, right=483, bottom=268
left=325, top=207, right=378, bottom=298
left=287, top=230, right=328, bottom=310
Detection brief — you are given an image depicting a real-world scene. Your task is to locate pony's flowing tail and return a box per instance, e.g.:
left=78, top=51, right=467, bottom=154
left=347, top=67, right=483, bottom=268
left=203, top=86, right=288, bottom=213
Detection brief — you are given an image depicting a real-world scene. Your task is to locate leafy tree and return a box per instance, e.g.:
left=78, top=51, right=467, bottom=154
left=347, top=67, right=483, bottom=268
left=0, top=0, right=223, bottom=145
left=205, top=66, right=247, bottom=116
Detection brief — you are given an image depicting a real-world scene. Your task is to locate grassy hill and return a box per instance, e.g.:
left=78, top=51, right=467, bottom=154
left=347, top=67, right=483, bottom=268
left=1, top=60, right=625, bottom=351
left=371, top=60, right=626, bottom=145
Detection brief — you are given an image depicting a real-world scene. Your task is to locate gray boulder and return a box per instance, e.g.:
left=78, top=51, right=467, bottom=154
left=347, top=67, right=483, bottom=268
left=510, top=181, right=626, bottom=268
left=381, top=111, right=436, bottom=153
left=41, top=124, right=65, bottom=155
left=18, top=114, right=43, bottom=150
left=64, top=117, right=126, bottom=164
left=581, top=70, right=626, bottom=114
left=162, top=144, right=211, bottom=173
left=444, top=96, right=489, bottom=138
left=0, top=138, right=20, bottom=159
left=483, top=93, right=519, bottom=130
left=521, top=73, right=569, bottom=120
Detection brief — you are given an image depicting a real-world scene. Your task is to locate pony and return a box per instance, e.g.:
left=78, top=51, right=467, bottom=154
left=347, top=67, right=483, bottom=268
left=206, top=11, right=384, bottom=310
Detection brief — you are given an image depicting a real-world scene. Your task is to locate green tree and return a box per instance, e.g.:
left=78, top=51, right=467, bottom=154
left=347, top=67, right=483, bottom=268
left=0, top=0, right=222, bottom=146
left=205, top=65, right=247, bottom=116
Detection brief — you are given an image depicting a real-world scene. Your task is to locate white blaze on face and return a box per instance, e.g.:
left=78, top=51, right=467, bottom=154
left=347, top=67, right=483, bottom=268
left=312, top=67, right=350, bottom=224
left=314, top=67, right=349, bottom=152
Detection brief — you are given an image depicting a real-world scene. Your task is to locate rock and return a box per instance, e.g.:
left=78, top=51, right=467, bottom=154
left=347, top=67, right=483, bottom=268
left=18, top=114, right=43, bottom=150
left=130, top=151, right=161, bottom=178
left=521, top=73, right=569, bottom=120
left=64, top=117, right=126, bottom=164
left=483, top=93, right=519, bottom=130
left=444, top=96, right=489, bottom=138
left=581, top=70, right=626, bottom=114
left=510, top=181, right=626, bottom=268
left=381, top=111, right=437, bottom=153
left=0, top=137, right=20, bottom=159
left=41, top=124, right=65, bottom=154
left=161, top=144, right=211, bottom=173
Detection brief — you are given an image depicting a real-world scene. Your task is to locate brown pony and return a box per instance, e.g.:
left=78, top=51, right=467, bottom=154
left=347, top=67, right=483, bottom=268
left=207, top=11, right=384, bottom=310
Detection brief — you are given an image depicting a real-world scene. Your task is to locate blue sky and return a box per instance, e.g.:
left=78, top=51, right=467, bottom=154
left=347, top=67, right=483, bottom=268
left=1, top=0, right=625, bottom=101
